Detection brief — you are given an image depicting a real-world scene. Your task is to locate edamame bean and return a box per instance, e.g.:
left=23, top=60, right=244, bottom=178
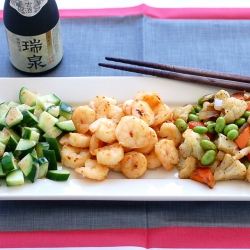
left=190, top=107, right=196, bottom=114
left=227, top=129, right=239, bottom=140
left=235, top=117, right=246, bottom=127
left=215, top=117, right=226, bottom=133
left=207, top=123, right=216, bottom=134
left=188, top=114, right=199, bottom=122
left=193, top=126, right=208, bottom=134
left=243, top=111, right=250, bottom=119
left=201, top=150, right=216, bottom=166
left=200, top=140, right=217, bottom=151
left=194, top=105, right=202, bottom=113
left=223, top=124, right=238, bottom=135
left=175, top=118, right=187, bottom=132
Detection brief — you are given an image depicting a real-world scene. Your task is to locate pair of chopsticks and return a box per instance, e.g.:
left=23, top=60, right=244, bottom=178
left=98, top=57, right=250, bottom=92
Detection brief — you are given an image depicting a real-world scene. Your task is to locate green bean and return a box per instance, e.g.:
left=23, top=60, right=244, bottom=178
left=201, top=150, right=216, bottom=166
left=200, top=140, right=217, bottom=151
left=215, top=117, right=226, bottom=133
left=227, top=129, right=239, bottom=140
left=175, top=118, right=187, bottom=132
left=207, top=123, right=216, bottom=134
left=188, top=114, right=199, bottom=122
left=193, top=126, right=208, bottom=134
left=235, top=117, right=246, bottom=127
left=243, top=111, right=250, bottom=119
left=223, top=124, right=238, bottom=135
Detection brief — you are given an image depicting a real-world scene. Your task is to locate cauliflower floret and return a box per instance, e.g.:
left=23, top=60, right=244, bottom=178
left=178, top=156, right=197, bottom=179
left=179, top=129, right=209, bottom=160
left=214, top=153, right=246, bottom=181
left=172, top=104, right=193, bottom=122
left=214, top=133, right=239, bottom=156
left=221, top=97, right=247, bottom=123
left=214, top=90, right=230, bottom=111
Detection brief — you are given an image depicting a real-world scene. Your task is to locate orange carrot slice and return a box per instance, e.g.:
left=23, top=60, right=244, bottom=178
left=190, top=167, right=216, bottom=189
left=235, top=125, right=250, bottom=149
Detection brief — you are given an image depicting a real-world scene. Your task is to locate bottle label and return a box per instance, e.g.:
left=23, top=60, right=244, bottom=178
left=10, top=0, right=48, bottom=17
left=5, top=20, right=63, bottom=73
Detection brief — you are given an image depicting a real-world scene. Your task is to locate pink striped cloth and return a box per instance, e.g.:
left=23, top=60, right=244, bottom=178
left=0, top=4, right=250, bottom=19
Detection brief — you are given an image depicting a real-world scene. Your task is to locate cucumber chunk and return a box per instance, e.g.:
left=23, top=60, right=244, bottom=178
left=18, top=153, right=39, bottom=183
left=35, top=142, right=50, bottom=158
left=0, top=102, right=9, bottom=117
left=60, top=102, right=73, bottom=120
left=46, top=105, right=60, bottom=117
left=56, top=120, right=76, bottom=132
left=0, top=162, right=6, bottom=178
left=1, top=152, right=19, bottom=174
left=37, top=157, right=49, bottom=178
left=6, top=169, right=24, bottom=187
left=14, top=138, right=37, bottom=159
left=22, top=127, right=40, bottom=141
left=46, top=170, right=70, bottom=181
left=21, top=110, right=38, bottom=127
left=43, top=150, right=58, bottom=170
left=36, top=94, right=61, bottom=110
left=19, top=87, right=38, bottom=107
left=38, top=111, right=58, bottom=132
left=5, top=106, right=23, bottom=128
left=43, top=126, right=62, bottom=138
left=45, top=137, right=61, bottom=162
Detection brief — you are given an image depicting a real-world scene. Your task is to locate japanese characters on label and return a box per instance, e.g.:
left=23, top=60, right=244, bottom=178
left=10, top=0, right=48, bottom=17
left=5, top=21, right=63, bottom=73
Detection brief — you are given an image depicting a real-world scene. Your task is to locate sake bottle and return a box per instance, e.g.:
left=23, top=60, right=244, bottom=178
left=3, top=0, right=63, bottom=73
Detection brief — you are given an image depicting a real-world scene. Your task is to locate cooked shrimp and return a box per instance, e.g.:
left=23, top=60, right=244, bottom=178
left=115, top=116, right=151, bottom=148
left=134, top=91, right=162, bottom=109
left=89, top=134, right=107, bottom=155
left=131, top=101, right=154, bottom=126
left=120, top=151, right=147, bottom=179
left=89, top=118, right=117, bottom=144
left=122, top=99, right=134, bottom=116
left=158, top=122, right=182, bottom=146
left=152, top=103, right=170, bottom=127
left=75, top=159, right=109, bottom=181
left=155, top=139, right=179, bottom=170
left=61, top=145, right=91, bottom=169
left=145, top=150, right=162, bottom=170
left=72, top=105, right=96, bottom=134
left=59, top=133, right=70, bottom=145
left=92, top=95, right=117, bottom=111
left=96, top=101, right=124, bottom=123
left=96, top=143, right=124, bottom=166
left=68, top=132, right=91, bottom=148
left=135, top=127, right=158, bottom=155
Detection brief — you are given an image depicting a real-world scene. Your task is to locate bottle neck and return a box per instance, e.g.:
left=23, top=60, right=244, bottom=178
left=4, top=0, right=60, bottom=36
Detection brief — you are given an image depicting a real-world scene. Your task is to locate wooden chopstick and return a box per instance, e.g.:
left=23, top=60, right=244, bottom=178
left=98, top=57, right=250, bottom=92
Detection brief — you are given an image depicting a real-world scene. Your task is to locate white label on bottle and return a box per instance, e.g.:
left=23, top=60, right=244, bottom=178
left=5, top=20, right=63, bottom=73
left=10, top=0, right=48, bottom=17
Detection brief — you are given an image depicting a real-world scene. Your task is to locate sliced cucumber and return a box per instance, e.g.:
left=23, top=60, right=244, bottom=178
left=19, top=87, right=38, bottom=107
left=14, top=138, right=37, bottom=159
left=38, top=111, right=58, bottom=132
left=18, top=153, right=39, bottom=183
left=5, top=106, right=23, bottom=128
left=0, top=114, right=6, bottom=130
left=0, top=128, right=11, bottom=145
left=46, top=105, right=60, bottom=117
left=6, top=169, right=24, bottom=187
left=35, top=142, right=50, bottom=158
left=8, top=101, right=19, bottom=108
left=43, top=149, right=58, bottom=170
left=22, top=127, right=40, bottom=141
left=21, top=110, right=38, bottom=127
left=36, top=94, right=61, bottom=110
left=1, top=152, right=19, bottom=174
left=0, top=102, right=9, bottom=117
left=43, top=126, right=62, bottom=138
left=37, top=157, right=49, bottom=178
left=45, top=137, right=61, bottom=162
left=56, top=120, right=76, bottom=132
left=0, top=162, right=6, bottom=178
left=46, top=170, right=70, bottom=181
left=0, top=142, right=6, bottom=157
left=60, top=102, right=73, bottom=120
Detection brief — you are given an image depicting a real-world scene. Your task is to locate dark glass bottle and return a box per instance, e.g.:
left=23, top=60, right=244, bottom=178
left=4, top=0, right=63, bottom=73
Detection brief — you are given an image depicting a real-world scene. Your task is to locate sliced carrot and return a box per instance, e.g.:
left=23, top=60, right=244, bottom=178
left=188, top=121, right=205, bottom=129
left=235, top=125, right=250, bottom=149
left=231, top=92, right=245, bottom=100
left=190, top=167, right=216, bottom=189
left=246, top=101, right=250, bottom=111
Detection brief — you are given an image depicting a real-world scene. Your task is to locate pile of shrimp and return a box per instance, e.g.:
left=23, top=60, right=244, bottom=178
left=59, top=91, right=181, bottom=181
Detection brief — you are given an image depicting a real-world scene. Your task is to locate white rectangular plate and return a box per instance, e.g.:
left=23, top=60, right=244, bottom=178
left=0, top=76, right=249, bottom=201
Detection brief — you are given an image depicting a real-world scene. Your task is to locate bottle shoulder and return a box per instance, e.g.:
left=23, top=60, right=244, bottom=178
left=3, top=0, right=60, bottom=36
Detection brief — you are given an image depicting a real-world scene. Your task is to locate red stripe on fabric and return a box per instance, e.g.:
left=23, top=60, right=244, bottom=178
left=0, top=229, right=147, bottom=248
left=1, top=227, right=250, bottom=248
left=1, top=6, right=250, bottom=20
